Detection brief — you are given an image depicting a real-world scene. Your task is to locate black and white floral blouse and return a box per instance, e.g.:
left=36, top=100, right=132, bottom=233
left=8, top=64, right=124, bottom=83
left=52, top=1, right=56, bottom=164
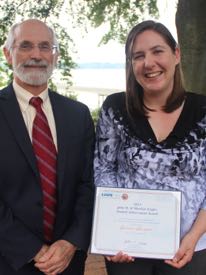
left=94, top=91, right=206, bottom=251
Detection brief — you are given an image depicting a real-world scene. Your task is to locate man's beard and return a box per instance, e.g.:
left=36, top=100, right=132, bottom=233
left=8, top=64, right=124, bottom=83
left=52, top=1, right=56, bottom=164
left=13, top=59, right=55, bottom=86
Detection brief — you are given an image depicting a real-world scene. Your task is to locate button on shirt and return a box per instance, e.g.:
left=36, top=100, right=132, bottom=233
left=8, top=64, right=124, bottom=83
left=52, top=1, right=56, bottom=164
left=13, top=81, right=57, bottom=150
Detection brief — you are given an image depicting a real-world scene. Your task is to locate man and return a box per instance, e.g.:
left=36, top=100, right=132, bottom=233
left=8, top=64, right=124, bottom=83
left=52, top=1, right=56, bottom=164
left=0, top=19, right=94, bottom=274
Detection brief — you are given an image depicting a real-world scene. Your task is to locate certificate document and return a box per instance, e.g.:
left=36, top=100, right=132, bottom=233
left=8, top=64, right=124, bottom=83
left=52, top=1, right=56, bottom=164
left=91, top=187, right=181, bottom=259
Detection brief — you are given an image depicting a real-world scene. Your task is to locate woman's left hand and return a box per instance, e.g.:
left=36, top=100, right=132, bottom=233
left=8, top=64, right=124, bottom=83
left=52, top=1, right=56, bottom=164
left=165, top=209, right=206, bottom=269
left=164, top=233, right=196, bottom=269
left=105, top=251, right=134, bottom=263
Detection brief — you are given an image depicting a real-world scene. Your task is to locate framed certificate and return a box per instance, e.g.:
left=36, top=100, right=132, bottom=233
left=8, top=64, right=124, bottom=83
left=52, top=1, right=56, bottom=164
left=91, top=187, right=181, bottom=259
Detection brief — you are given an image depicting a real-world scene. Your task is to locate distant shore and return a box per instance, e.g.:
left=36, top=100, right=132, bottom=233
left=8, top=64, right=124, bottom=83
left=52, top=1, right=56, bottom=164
left=77, top=62, right=125, bottom=69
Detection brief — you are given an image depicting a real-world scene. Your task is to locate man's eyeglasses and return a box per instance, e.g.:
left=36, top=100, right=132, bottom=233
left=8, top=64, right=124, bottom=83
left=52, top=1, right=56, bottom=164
left=12, top=41, right=58, bottom=54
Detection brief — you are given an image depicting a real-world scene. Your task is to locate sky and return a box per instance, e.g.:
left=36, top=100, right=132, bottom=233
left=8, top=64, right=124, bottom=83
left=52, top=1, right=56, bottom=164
left=67, top=0, right=178, bottom=64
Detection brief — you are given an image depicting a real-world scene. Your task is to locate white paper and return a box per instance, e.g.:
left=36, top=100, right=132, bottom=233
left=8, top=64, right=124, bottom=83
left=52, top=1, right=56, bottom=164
left=91, top=187, right=181, bottom=259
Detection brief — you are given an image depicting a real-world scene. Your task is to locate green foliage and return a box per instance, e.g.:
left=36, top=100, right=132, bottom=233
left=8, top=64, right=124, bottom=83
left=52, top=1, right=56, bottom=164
left=48, top=79, right=58, bottom=91
left=71, top=0, right=159, bottom=44
left=0, top=0, right=63, bottom=46
left=0, top=49, right=13, bottom=88
left=0, top=0, right=75, bottom=88
left=0, top=0, right=159, bottom=91
left=90, top=107, right=100, bottom=126
left=67, top=92, right=78, bottom=101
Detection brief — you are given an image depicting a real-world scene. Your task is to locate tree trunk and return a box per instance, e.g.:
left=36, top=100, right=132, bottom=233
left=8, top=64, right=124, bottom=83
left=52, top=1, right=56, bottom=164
left=176, top=0, right=206, bottom=95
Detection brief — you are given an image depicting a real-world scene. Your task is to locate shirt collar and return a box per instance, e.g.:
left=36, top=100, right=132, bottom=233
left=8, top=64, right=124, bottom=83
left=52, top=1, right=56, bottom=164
left=13, top=80, right=49, bottom=112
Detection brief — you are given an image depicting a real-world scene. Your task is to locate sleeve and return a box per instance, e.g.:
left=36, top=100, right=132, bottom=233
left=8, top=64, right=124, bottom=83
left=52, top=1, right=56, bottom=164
left=62, top=106, right=95, bottom=251
left=94, top=101, right=121, bottom=187
left=0, top=201, right=43, bottom=270
left=200, top=115, right=206, bottom=209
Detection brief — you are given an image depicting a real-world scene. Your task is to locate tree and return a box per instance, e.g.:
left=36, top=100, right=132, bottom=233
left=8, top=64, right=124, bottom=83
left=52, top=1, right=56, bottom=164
left=176, top=0, right=206, bottom=94
left=82, top=0, right=206, bottom=95
left=73, top=0, right=205, bottom=94
left=0, top=0, right=158, bottom=89
left=68, top=0, right=158, bottom=44
left=0, top=50, right=12, bottom=87
left=90, top=107, right=100, bottom=126
left=0, top=0, right=75, bottom=90
left=1, top=0, right=205, bottom=95
left=83, top=0, right=206, bottom=94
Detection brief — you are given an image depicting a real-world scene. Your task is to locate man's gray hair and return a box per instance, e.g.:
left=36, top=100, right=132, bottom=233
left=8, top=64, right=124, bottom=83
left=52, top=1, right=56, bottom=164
left=4, top=20, right=59, bottom=53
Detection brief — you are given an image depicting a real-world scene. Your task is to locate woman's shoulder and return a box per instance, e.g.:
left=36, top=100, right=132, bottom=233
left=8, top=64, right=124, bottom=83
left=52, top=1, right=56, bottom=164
left=185, top=92, right=206, bottom=121
left=186, top=91, right=206, bottom=106
left=103, top=91, right=126, bottom=110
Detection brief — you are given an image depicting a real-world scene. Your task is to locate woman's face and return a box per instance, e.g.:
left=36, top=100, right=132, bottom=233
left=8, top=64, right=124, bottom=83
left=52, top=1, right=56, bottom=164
left=131, top=30, right=180, bottom=97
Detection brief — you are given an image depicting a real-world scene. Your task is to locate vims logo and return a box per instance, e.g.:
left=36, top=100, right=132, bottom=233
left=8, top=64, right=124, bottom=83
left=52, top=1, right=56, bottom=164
left=101, top=193, right=113, bottom=197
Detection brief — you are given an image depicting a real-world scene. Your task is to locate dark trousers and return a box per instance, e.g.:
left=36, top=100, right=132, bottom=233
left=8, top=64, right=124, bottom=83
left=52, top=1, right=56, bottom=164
left=0, top=250, right=87, bottom=275
left=105, top=249, right=206, bottom=275
left=62, top=250, right=87, bottom=275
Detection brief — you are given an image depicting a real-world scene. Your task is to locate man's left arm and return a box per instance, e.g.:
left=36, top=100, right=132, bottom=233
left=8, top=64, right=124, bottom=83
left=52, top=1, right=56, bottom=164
left=62, top=105, right=95, bottom=249
left=35, top=105, right=95, bottom=274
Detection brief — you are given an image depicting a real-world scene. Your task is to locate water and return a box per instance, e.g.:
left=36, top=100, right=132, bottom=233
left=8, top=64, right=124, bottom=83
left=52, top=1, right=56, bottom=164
left=71, top=68, right=126, bottom=109
left=72, top=68, right=125, bottom=89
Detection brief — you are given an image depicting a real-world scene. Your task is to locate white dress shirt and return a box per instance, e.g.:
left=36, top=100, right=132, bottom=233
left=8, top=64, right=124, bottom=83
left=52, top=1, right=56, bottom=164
left=13, top=80, right=58, bottom=150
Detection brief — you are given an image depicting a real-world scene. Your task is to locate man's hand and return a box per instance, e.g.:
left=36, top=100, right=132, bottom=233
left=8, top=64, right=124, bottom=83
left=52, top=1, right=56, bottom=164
left=34, top=244, right=49, bottom=262
left=34, top=240, right=77, bottom=275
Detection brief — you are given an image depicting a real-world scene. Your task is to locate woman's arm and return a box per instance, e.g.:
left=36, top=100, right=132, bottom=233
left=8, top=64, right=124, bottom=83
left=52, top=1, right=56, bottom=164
left=94, top=106, right=120, bottom=187
left=165, top=209, right=206, bottom=269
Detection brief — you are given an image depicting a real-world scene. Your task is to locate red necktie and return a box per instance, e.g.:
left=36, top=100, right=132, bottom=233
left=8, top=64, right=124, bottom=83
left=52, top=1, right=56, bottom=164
left=30, top=97, right=57, bottom=241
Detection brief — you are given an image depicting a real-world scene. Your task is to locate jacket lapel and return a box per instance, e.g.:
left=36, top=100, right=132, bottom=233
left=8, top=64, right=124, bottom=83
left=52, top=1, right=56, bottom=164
left=49, top=91, right=68, bottom=192
left=0, top=84, right=39, bottom=177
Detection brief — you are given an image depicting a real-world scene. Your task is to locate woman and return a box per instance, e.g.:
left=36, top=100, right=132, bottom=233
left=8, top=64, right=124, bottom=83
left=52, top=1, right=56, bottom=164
left=94, top=20, right=206, bottom=275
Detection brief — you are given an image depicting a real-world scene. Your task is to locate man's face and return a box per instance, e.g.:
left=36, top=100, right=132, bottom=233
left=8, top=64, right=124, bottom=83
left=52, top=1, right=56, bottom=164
left=4, top=20, right=58, bottom=90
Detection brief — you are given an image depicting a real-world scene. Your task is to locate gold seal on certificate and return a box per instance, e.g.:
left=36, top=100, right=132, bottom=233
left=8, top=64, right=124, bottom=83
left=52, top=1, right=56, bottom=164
left=91, top=187, right=181, bottom=259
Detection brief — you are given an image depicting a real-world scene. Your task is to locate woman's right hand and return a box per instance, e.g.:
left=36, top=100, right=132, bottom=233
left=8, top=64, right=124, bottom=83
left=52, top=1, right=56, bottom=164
left=105, top=251, right=135, bottom=263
